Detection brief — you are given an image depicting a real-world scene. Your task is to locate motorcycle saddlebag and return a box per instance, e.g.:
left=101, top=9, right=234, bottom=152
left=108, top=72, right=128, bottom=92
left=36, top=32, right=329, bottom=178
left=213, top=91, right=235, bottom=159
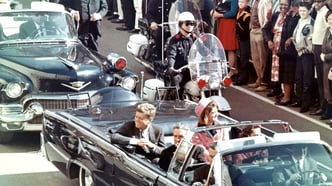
left=127, top=34, right=148, bottom=57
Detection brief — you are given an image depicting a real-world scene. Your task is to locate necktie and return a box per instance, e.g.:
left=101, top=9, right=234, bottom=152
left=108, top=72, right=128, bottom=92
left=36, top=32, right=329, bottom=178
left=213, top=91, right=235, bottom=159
left=296, top=160, right=303, bottom=184
left=139, top=130, right=143, bottom=139
left=296, top=160, right=301, bottom=172
left=140, top=130, right=150, bottom=153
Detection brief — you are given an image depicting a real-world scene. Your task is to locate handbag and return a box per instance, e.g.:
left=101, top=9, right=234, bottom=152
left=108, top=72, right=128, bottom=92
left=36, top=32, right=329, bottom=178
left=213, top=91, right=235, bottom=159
left=328, top=67, right=332, bottom=80
left=215, top=1, right=231, bottom=14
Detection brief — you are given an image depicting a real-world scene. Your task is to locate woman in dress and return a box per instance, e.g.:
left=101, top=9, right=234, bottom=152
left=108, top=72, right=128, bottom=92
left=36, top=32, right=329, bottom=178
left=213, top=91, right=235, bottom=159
left=211, top=0, right=239, bottom=79
left=192, top=98, right=229, bottom=162
left=263, top=0, right=299, bottom=105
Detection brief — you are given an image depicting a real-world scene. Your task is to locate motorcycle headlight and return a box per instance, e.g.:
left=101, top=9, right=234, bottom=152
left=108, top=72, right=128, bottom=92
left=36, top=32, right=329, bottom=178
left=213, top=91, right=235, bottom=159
left=4, top=82, right=26, bottom=98
left=119, top=77, right=137, bottom=91
left=208, top=73, right=221, bottom=90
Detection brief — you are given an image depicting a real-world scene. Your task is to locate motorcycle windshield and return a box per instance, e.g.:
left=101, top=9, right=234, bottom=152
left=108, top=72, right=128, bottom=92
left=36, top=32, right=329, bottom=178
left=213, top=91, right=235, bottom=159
left=168, top=0, right=202, bottom=36
left=188, top=33, right=228, bottom=79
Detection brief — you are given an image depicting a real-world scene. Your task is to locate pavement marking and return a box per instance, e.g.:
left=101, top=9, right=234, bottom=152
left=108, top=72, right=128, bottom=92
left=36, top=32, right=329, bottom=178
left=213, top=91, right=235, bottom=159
left=231, top=85, right=332, bottom=131
left=0, top=151, right=59, bottom=175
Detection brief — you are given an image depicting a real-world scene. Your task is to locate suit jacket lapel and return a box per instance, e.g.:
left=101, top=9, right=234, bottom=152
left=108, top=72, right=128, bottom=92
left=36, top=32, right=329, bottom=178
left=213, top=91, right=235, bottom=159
left=129, top=121, right=140, bottom=138
left=148, top=126, right=156, bottom=143
left=134, top=127, right=141, bottom=138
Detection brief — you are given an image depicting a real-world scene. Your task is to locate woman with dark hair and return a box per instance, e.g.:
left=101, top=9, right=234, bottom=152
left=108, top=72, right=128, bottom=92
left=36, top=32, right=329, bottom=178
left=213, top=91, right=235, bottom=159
left=238, top=125, right=261, bottom=137
left=262, top=0, right=300, bottom=106
left=319, top=9, right=332, bottom=121
left=192, top=98, right=229, bottom=162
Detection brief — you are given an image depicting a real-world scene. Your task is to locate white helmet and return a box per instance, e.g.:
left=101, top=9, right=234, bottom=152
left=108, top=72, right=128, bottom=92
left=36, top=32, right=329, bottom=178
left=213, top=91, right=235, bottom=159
left=178, top=11, right=195, bottom=22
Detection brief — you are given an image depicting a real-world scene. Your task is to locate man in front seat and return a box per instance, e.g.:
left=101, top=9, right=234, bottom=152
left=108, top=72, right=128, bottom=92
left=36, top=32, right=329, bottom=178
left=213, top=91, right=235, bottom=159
left=272, top=145, right=321, bottom=186
left=19, top=13, right=54, bottom=39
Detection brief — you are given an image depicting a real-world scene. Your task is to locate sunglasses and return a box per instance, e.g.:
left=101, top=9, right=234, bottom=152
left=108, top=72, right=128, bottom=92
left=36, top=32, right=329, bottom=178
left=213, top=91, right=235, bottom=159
left=184, top=21, right=196, bottom=26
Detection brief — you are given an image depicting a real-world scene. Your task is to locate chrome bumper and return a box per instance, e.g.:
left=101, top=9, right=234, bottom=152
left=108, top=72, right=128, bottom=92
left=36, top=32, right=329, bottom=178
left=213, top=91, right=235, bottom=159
left=0, top=94, right=90, bottom=132
left=0, top=103, right=43, bottom=131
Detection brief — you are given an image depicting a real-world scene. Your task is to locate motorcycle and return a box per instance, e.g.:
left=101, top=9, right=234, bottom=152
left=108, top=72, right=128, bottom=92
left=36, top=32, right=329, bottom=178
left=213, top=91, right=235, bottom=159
left=126, top=0, right=203, bottom=78
left=128, top=0, right=232, bottom=115
left=126, top=17, right=169, bottom=78
left=184, top=32, right=232, bottom=114
left=140, top=32, right=232, bottom=115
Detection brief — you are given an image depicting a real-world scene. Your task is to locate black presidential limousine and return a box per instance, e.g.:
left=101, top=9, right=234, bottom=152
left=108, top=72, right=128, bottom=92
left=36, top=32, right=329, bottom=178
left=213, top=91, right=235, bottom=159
left=41, top=85, right=332, bottom=186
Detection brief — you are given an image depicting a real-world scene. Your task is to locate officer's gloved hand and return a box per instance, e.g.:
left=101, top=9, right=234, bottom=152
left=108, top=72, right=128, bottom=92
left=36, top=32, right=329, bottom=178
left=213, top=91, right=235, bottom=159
left=173, top=74, right=183, bottom=86
left=167, top=67, right=179, bottom=76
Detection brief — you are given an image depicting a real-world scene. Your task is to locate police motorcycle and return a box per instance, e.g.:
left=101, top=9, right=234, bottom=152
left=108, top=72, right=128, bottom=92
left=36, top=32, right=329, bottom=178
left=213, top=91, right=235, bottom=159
left=171, top=33, right=232, bottom=115
left=130, top=0, right=232, bottom=115
left=127, top=0, right=202, bottom=78
left=127, top=0, right=173, bottom=78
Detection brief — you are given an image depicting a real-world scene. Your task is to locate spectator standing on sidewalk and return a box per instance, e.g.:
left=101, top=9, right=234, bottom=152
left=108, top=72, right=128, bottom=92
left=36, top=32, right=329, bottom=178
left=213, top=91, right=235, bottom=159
left=59, top=0, right=108, bottom=51
left=263, top=0, right=299, bottom=106
left=131, top=0, right=143, bottom=33
left=211, top=0, right=239, bottom=80
left=248, top=0, right=272, bottom=92
left=310, top=0, right=328, bottom=116
left=116, top=0, right=135, bottom=31
left=292, top=2, right=315, bottom=113
left=234, top=0, right=251, bottom=85
left=319, top=10, right=332, bottom=120
left=110, top=0, right=124, bottom=23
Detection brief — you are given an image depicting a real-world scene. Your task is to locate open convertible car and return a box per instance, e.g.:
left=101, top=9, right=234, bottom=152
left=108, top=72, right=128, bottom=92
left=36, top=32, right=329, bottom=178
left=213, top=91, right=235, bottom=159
left=41, top=86, right=237, bottom=186
left=41, top=87, right=332, bottom=186
left=0, top=2, right=138, bottom=143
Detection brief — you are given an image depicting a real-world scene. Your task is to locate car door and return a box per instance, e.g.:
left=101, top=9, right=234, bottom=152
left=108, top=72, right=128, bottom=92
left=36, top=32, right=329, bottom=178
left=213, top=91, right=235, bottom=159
left=167, top=140, right=198, bottom=185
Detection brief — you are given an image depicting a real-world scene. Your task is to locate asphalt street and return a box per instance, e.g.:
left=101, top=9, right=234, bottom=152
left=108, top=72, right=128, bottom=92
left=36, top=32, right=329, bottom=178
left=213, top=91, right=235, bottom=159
left=0, top=15, right=331, bottom=186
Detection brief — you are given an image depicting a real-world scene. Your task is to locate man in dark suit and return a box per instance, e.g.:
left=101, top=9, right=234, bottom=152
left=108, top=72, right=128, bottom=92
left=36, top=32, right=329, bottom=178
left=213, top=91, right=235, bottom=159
left=111, top=103, right=165, bottom=160
left=192, top=142, right=218, bottom=185
left=272, top=145, right=320, bottom=186
left=19, top=13, right=56, bottom=39
left=158, top=123, right=205, bottom=171
left=59, top=0, right=108, bottom=51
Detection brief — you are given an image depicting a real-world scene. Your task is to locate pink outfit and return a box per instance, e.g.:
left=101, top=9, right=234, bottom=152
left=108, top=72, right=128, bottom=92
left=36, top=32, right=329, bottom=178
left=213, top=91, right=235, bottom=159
left=192, top=128, right=227, bottom=162
left=195, top=98, right=212, bottom=117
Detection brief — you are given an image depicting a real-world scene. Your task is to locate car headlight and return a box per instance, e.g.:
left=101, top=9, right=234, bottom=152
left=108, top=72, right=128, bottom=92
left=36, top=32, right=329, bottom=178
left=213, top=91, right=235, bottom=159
left=4, top=82, right=26, bottom=98
left=119, top=77, right=137, bottom=91
left=208, top=73, right=221, bottom=90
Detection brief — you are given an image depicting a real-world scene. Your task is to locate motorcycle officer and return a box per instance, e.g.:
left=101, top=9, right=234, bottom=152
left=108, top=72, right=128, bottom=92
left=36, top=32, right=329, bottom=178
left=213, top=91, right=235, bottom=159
left=145, top=0, right=175, bottom=60
left=166, top=11, right=197, bottom=99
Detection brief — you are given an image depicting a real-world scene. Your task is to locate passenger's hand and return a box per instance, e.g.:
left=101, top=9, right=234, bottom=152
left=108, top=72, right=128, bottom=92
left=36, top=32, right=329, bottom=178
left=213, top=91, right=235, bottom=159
left=150, top=22, right=158, bottom=30
left=90, top=13, right=102, bottom=21
left=138, top=138, right=155, bottom=149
